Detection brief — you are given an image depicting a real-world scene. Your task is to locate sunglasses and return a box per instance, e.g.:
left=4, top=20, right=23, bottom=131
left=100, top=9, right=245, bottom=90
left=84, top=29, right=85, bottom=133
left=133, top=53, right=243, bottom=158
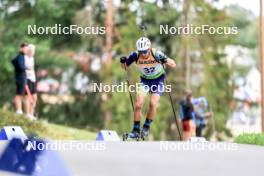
left=139, top=50, right=148, bottom=54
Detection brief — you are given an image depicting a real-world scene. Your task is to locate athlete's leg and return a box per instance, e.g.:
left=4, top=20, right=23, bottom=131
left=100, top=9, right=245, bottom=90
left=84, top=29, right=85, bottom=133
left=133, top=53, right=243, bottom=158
left=128, top=93, right=145, bottom=138
left=132, top=80, right=149, bottom=131
left=146, top=93, right=160, bottom=121
left=143, top=78, right=163, bottom=134
left=128, top=78, right=149, bottom=139
left=141, top=93, right=160, bottom=136
left=134, top=93, right=145, bottom=122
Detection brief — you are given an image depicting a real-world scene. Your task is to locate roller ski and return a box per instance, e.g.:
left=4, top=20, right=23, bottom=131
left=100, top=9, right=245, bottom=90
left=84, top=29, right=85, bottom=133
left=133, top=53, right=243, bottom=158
left=123, top=129, right=142, bottom=141
left=122, top=127, right=150, bottom=141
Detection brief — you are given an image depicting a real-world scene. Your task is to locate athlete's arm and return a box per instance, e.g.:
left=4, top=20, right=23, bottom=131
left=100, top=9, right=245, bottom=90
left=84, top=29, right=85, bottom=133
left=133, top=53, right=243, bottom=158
left=165, top=58, right=176, bottom=68
left=155, top=50, right=176, bottom=68
left=120, top=52, right=138, bottom=70
left=120, top=56, right=127, bottom=70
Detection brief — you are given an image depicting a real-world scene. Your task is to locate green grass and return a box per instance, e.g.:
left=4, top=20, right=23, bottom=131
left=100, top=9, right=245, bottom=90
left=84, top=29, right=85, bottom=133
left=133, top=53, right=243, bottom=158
left=235, top=133, right=264, bottom=146
left=0, top=109, right=97, bottom=140
left=38, top=122, right=97, bottom=140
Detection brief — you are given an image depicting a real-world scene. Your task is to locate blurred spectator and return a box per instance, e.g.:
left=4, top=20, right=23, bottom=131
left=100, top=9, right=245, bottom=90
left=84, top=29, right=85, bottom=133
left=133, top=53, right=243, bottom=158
left=24, top=44, right=37, bottom=120
left=192, top=97, right=212, bottom=137
left=231, top=78, right=251, bottom=125
left=179, top=90, right=196, bottom=141
left=11, top=42, right=29, bottom=115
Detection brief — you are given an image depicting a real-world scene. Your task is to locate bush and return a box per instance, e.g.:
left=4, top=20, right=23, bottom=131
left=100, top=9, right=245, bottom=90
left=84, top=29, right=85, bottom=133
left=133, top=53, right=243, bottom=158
left=235, top=133, right=264, bottom=146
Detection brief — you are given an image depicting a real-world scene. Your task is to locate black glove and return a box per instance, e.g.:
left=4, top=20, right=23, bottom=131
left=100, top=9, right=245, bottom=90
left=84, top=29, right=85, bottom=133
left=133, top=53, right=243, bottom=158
left=120, top=56, right=127, bottom=63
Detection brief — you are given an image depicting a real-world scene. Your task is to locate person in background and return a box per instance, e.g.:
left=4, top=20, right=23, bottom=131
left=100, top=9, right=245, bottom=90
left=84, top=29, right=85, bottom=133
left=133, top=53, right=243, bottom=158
left=230, top=78, right=251, bottom=125
left=25, top=44, right=37, bottom=120
left=179, top=90, right=196, bottom=141
left=12, top=42, right=29, bottom=115
left=193, top=97, right=212, bottom=137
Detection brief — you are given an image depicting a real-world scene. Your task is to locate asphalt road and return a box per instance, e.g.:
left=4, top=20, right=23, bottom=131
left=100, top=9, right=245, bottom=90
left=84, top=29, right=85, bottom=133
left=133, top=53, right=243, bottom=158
left=60, top=141, right=264, bottom=176
left=0, top=141, right=264, bottom=176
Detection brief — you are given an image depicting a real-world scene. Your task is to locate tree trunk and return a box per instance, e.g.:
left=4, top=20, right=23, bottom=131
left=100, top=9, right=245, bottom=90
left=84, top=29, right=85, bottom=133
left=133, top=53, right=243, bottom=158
left=182, top=0, right=191, bottom=90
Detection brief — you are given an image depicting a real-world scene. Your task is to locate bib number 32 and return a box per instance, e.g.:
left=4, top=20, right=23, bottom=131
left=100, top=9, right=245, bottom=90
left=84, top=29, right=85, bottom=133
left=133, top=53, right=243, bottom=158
left=143, top=67, right=155, bottom=74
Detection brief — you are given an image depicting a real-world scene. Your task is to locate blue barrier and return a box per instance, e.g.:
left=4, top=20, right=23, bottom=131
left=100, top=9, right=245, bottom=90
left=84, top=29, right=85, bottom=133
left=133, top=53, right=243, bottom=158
left=96, top=130, right=120, bottom=141
left=0, top=138, right=70, bottom=176
left=0, top=126, right=27, bottom=140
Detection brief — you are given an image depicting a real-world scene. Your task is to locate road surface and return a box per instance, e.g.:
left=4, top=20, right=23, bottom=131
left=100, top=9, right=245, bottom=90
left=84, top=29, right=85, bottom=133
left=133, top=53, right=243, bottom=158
left=0, top=141, right=263, bottom=176
left=60, top=141, right=264, bottom=176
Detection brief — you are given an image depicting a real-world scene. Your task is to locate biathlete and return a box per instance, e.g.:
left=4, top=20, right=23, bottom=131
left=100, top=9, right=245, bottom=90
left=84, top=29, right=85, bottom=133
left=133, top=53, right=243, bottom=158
left=120, top=37, right=176, bottom=139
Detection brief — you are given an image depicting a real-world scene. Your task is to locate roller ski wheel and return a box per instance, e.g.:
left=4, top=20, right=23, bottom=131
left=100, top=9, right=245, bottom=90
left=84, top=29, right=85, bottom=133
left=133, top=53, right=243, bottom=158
left=122, top=133, right=128, bottom=141
left=140, top=128, right=149, bottom=141
left=122, top=130, right=140, bottom=141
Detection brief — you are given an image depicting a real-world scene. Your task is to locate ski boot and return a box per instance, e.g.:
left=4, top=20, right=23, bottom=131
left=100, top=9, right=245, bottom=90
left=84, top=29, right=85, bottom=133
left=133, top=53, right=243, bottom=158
left=123, top=129, right=141, bottom=141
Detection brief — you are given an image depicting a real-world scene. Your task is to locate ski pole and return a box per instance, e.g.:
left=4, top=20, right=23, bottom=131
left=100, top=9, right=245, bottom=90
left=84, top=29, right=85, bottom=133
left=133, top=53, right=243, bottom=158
left=120, top=57, right=134, bottom=112
left=162, top=64, right=183, bottom=140
left=140, top=25, right=148, bottom=37
left=126, top=69, right=135, bottom=112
